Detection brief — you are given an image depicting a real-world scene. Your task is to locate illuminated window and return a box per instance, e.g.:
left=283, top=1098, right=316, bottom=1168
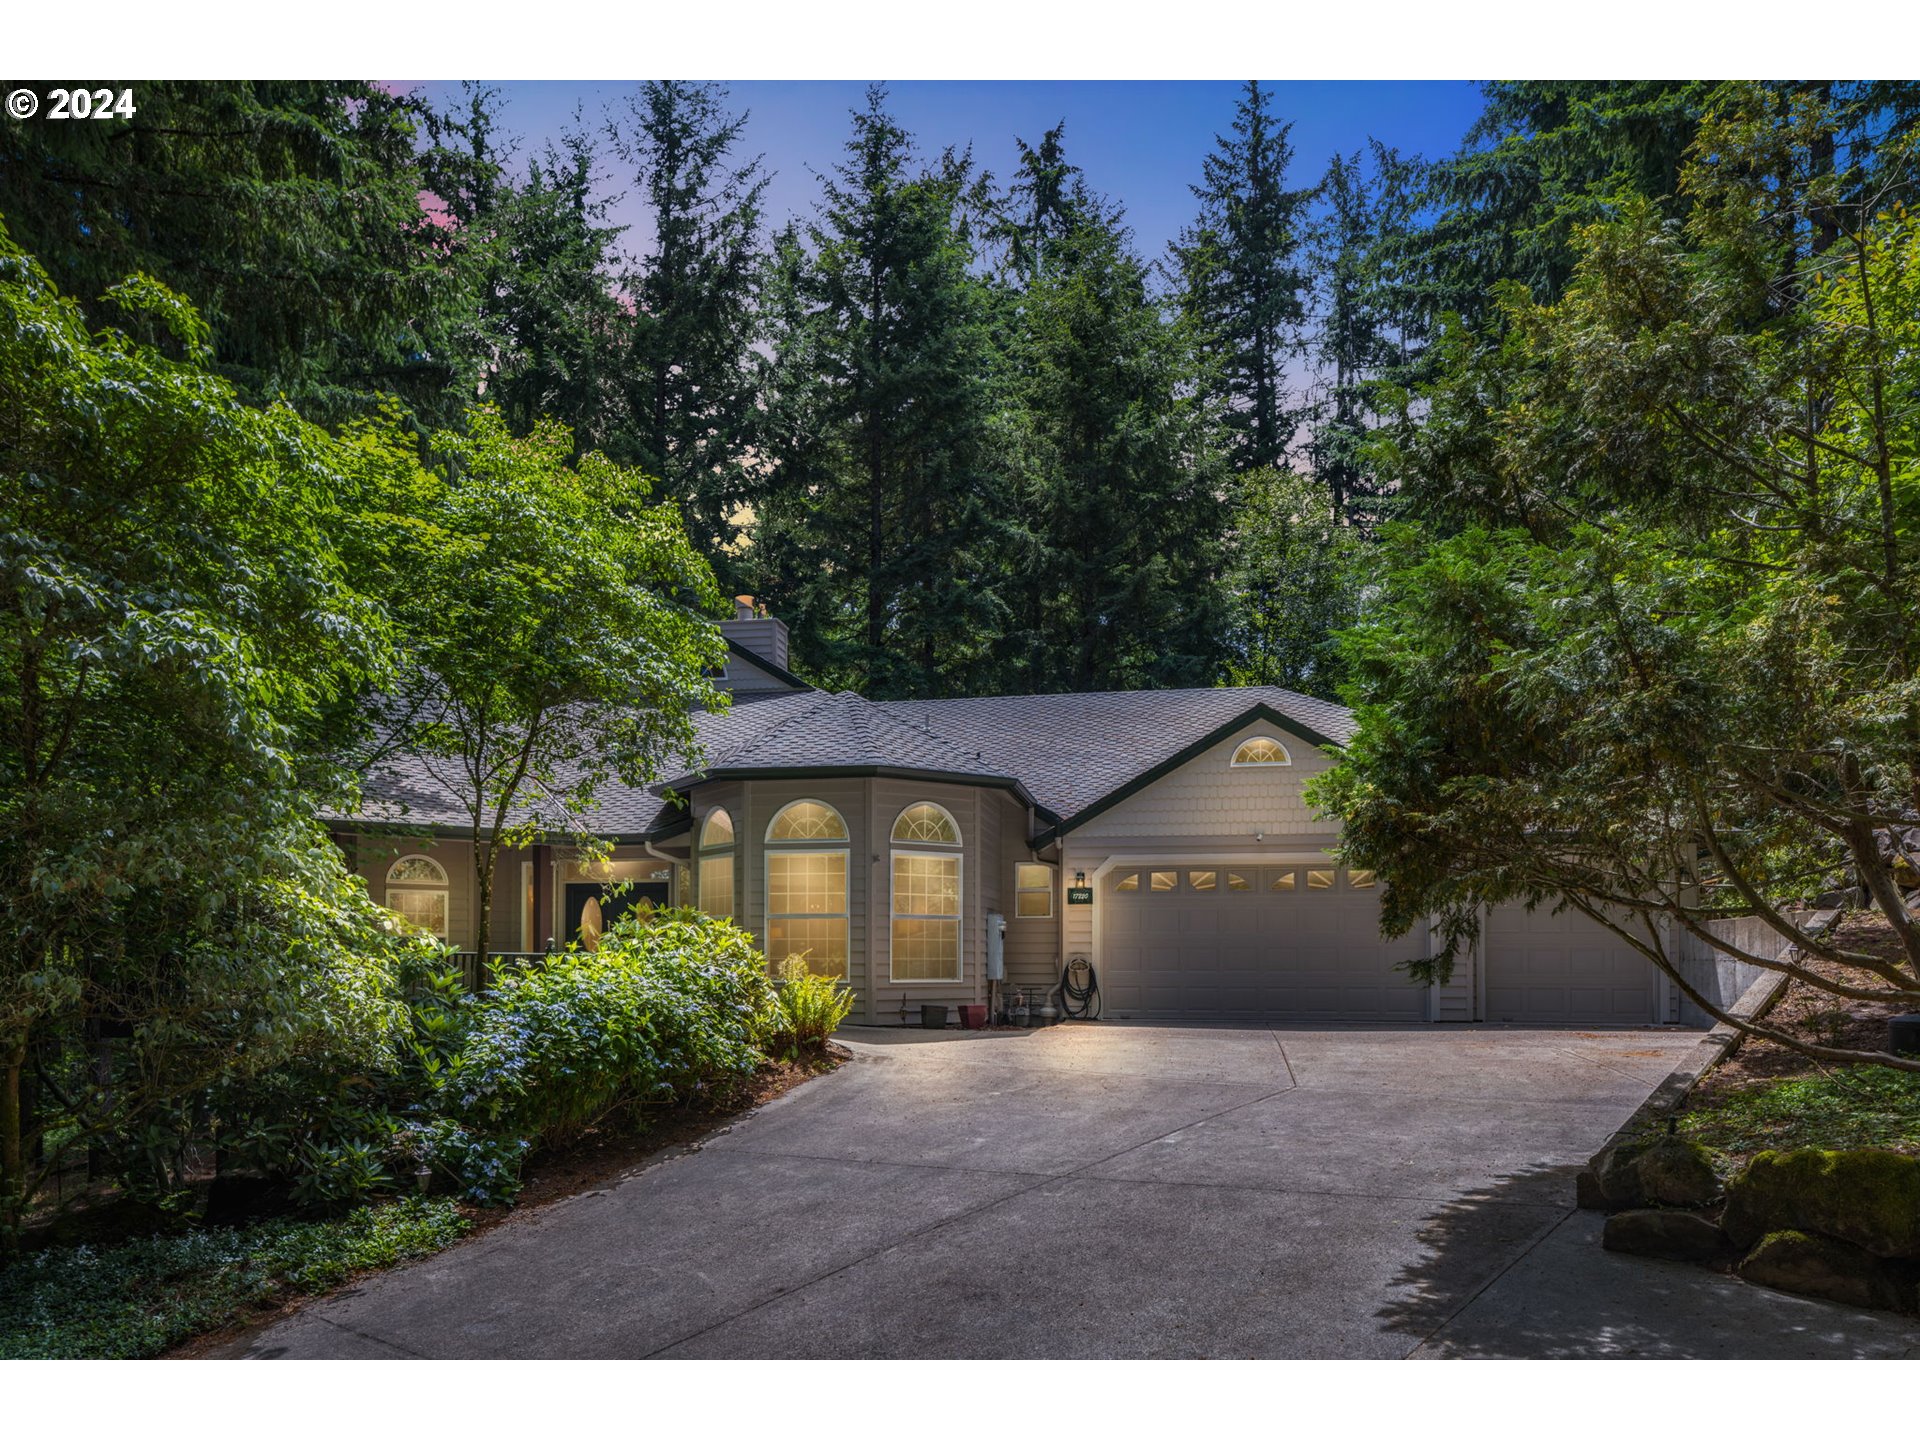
left=1226, top=872, right=1252, bottom=892
left=1188, top=870, right=1216, bottom=892
left=698, top=808, right=735, bottom=922
left=1271, top=871, right=1297, bottom=891
left=766, top=800, right=849, bottom=977
left=1347, top=869, right=1377, bottom=890
left=1015, top=862, right=1053, bottom=918
left=385, top=855, right=449, bottom=939
left=1114, top=872, right=1139, bottom=893
left=1150, top=870, right=1178, bottom=892
left=1230, top=737, right=1292, bottom=767
left=891, top=802, right=960, bottom=846
left=767, top=799, right=848, bottom=842
left=1308, top=869, right=1335, bottom=890
left=892, top=852, right=961, bottom=982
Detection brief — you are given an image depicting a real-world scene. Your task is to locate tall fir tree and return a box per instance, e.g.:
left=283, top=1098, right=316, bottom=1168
left=749, top=87, right=1010, bottom=698
left=420, top=91, right=630, bottom=451
left=1306, top=143, right=1417, bottom=523
left=1171, top=81, right=1314, bottom=474
left=609, top=82, right=770, bottom=581
left=1000, top=126, right=1233, bottom=692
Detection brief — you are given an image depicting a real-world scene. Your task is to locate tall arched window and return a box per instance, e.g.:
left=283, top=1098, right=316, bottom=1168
left=890, top=802, right=962, bottom=982
left=765, top=800, right=849, bottom=978
left=385, top=854, right=450, bottom=939
left=697, top=808, right=735, bottom=922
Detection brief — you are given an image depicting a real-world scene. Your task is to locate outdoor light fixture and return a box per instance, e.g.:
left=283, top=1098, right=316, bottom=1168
left=1075, top=870, right=1086, bottom=886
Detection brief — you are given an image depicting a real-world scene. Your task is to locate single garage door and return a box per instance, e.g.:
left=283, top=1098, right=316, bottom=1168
left=1481, top=902, right=1662, bottom=1025
left=1097, top=863, right=1429, bottom=1022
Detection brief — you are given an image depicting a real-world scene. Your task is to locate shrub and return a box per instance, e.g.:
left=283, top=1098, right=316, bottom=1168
left=771, top=957, right=855, bottom=1055
left=0, top=1198, right=468, bottom=1359
left=444, top=908, right=775, bottom=1150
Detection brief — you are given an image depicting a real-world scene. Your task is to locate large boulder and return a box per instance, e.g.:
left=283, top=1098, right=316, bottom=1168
left=1739, top=1230, right=1917, bottom=1314
left=1723, top=1148, right=1920, bottom=1258
left=1603, top=1208, right=1736, bottom=1263
left=1596, top=1134, right=1723, bottom=1209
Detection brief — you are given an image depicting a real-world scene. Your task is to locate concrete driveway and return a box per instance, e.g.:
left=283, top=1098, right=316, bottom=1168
left=235, top=1024, right=1920, bottom=1359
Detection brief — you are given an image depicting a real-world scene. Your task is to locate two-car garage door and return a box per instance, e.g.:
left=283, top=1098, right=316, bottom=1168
left=1097, top=863, right=1429, bottom=1022
left=1095, top=862, right=1667, bottom=1025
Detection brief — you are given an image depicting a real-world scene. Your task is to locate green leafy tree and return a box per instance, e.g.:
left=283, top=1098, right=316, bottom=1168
left=1171, top=80, right=1313, bottom=473
left=609, top=82, right=770, bottom=581
left=0, top=81, right=464, bottom=424
left=0, top=226, right=403, bottom=1241
left=1224, top=468, right=1367, bottom=699
left=342, top=407, right=728, bottom=977
left=750, top=87, right=1008, bottom=697
left=997, top=126, right=1233, bottom=691
left=1314, top=88, right=1920, bottom=1069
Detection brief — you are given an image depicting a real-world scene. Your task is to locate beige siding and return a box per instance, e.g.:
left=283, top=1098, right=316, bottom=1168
left=718, top=651, right=801, bottom=695
left=866, top=778, right=986, bottom=1023
left=348, top=833, right=478, bottom=949
left=1000, top=795, right=1059, bottom=996
left=1070, top=720, right=1339, bottom=844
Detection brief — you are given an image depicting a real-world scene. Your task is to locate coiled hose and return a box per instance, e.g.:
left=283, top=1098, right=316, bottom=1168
left=1060, top=954, right=1101, bottom=1020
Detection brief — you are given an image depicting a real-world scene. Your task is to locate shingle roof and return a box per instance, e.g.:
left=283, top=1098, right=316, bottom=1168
left=330, top=683, right=1353, bottom=842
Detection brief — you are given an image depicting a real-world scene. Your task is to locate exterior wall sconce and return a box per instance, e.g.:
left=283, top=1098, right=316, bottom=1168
left=1074, top=870, right=1086, bottom=887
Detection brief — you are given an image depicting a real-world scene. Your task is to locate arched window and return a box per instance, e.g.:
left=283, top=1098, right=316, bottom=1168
left=766, top=799, right=849, bottom=842
left=890, top=801, right=962, bottom=983
left=385, top=854, right=450, bottom=939
left=697, top=808, right=736, bottom=922
left=890, top=801, right=959, bottom=846
left=765, top=799, right=848, bottom=978
left=1230, top=736, right=1292, bottom=767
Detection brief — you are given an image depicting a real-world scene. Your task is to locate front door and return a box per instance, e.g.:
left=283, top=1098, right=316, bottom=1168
left=564, top=880, right=670, bottom=951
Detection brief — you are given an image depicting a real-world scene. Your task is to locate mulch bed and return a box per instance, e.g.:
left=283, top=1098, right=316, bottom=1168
left=166, top=1044, right=847, bottom=1358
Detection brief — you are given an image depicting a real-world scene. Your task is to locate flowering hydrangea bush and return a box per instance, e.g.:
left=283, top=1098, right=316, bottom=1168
left=442, top=909, right=777, bottom=1153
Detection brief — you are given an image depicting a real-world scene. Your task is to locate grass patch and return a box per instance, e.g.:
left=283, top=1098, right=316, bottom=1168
left=1678, top=1068, right=1920, bottom=1160
left=0, top=1198, right=469, bottom=1359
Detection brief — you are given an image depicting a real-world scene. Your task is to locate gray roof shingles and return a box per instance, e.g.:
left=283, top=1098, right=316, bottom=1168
left=332, top=682, right=1352, bottom=842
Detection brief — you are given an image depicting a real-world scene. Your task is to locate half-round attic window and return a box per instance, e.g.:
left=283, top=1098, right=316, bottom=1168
left=766, top=799, right=848, bottom=843
left=1230, top=737, right=1292, bottom=767
left=891, top=802, right=960, bottom=846
left=387, top=854, right=449, bottom=886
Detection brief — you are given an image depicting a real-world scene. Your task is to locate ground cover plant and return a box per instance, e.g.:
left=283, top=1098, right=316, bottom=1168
left=0, top=1197, right=469, bottom=1359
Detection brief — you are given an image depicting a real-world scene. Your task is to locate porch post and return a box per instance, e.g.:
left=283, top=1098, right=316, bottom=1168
left=532, top=842, right=553, bottom=951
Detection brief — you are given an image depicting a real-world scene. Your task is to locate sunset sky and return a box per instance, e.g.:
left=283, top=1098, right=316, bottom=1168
left=388, top=80, right=1487, bottom=261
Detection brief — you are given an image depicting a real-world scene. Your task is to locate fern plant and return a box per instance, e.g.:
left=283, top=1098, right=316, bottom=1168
left=772, top=957, right=854, bottom=1056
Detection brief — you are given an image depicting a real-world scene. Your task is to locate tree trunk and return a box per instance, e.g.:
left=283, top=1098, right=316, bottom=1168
left=1, top=1034, right=25, bottom=1257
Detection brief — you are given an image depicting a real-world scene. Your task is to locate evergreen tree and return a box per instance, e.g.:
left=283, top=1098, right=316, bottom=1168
left=1306, top=144, right=1417, bottom=523
left=1171, top=81, right=1313, bottom=474
left=0, top=82, right=463, bottom=424
left=749, top=87, right=1008, bottom=698
left=1001, top=127, right=1233, bottom=692
left=421, top=92, right=630, bottom=451
left=609, top=82, right=770, bottom=578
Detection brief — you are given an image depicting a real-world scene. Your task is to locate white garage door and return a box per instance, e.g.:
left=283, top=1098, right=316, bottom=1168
left=1097, top=864, right=1429, bottom=1023
left=1482, top=902, right=1662, bottom=1025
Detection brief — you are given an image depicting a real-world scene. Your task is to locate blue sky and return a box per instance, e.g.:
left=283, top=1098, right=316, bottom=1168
left=392, top=80, right=1488, bottom=262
